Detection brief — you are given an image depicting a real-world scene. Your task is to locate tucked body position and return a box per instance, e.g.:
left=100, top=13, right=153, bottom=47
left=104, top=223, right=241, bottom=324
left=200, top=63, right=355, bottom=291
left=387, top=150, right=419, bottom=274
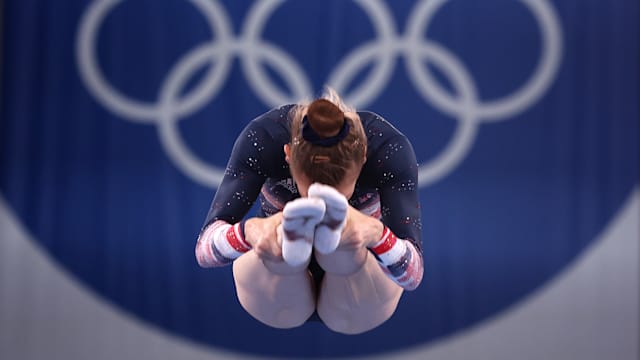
left=196, top=88, right=423, bottom=334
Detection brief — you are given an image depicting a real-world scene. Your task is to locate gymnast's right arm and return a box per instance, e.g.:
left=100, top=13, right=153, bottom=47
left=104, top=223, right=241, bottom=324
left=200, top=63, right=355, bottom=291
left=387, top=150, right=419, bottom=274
left=195, top=121, right=274, bottom=268
left=196, top=110, right=317, bottom=328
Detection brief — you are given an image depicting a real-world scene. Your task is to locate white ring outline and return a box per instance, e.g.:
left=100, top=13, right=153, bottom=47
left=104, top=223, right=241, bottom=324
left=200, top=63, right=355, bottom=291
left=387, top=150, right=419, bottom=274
left=406, top=41, right=480, bottom=186
left=327, top=0, right=398, bottom=107
left=157, top=43, right=230, bottom=186
left=405, top=0, right=563, bottom=122
left=239, top=0, right=313, bottom=106
left=77, top=0, right=235, bottom=124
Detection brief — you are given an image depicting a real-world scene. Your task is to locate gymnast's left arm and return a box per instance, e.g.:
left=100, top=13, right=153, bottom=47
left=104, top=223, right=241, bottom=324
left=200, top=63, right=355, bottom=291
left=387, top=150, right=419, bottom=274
left=194, top=121, right=269, bottom=268
left=357, top=134, right=424, bottom=292
left=314, top=134, right=423, bottom=334
left=328, top=133, right=424, bottom=290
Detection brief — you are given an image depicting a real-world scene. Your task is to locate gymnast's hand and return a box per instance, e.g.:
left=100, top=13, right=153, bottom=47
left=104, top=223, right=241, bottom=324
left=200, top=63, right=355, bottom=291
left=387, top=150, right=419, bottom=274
left=310, top=183, right=384, bottom=275
left=243, top=213, right=283, bottom=263
left=307, top=183, right=348, bottom=254
left=308, top=183, right=382, bottom=252
left=340, top=206, right=385, bottom=251
left=280, top=197, right=326, bottom=267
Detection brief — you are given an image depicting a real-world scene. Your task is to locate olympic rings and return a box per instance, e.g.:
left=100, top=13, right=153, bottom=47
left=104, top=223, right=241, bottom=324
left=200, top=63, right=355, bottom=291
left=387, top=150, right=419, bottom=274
left=76, top=0, right=563, bottom=188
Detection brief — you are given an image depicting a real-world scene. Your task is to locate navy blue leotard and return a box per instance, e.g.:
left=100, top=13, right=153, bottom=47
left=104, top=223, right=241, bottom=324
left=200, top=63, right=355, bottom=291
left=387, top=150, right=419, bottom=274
left=204, top=105, right=422, bottom=251
left=202, top=105, right=423, bottom=297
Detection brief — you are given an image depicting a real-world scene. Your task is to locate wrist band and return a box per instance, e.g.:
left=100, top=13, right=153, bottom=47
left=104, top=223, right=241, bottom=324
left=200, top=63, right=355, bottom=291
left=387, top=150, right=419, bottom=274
left=214, top=221, right=251, bottom=258
left=196, top=220, right=251, bottom=267
left=370, top=227, right=407, bottom=265
left=369, top=226, right=423, bottom=290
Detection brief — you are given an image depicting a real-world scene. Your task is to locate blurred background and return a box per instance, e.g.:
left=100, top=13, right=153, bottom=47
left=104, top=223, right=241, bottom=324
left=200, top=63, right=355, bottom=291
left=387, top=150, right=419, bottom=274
left=0, top=0, right=638, bottom=359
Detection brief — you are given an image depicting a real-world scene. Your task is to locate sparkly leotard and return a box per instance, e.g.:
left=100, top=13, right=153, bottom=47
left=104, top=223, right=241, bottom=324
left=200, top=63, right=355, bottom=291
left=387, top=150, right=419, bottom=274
left=202, top=104, right=423, bottom=288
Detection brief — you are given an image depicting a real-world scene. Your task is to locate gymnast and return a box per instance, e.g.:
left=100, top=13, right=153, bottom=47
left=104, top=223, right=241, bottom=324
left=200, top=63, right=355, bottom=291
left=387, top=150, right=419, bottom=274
left=196, top=88, right=423, bottom=334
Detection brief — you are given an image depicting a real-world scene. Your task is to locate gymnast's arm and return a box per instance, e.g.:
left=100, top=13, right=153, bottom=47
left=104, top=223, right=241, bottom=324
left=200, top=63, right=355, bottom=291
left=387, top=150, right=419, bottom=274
left=372, top=161, right=424, bottom=291
left=315, top=133, right=424, bottom=334
left=195, top=114, right=316, bottom=328
left=194, top=122, right=267, bottom=268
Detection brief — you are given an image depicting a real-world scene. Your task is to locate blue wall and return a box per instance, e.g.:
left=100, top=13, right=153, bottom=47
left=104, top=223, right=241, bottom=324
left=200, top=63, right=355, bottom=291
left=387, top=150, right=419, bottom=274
left=1, top=0, right=638, bottom=358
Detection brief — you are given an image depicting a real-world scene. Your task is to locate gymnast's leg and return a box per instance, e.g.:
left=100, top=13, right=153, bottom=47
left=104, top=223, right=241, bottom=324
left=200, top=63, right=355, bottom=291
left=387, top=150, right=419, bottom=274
left=315, top=245, right=403, bottom=334
left=303, top=184, right=402, bottom=334
left=232, top=251, right=316, bottom=329
left=232, top=199, right=325, bottom=329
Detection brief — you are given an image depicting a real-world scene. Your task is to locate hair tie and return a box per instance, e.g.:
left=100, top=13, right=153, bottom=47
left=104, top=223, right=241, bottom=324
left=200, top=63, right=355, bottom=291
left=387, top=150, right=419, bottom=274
left=301, top=116, right=351, bottom=147
left=311, top=155, right=331, bottom=163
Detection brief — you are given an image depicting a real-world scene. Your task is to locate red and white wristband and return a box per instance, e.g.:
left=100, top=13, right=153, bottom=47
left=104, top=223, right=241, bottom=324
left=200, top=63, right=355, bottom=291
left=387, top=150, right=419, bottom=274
left=369, top=226, right=424, bottom=290
left=196, top=220, right=251, bottom=267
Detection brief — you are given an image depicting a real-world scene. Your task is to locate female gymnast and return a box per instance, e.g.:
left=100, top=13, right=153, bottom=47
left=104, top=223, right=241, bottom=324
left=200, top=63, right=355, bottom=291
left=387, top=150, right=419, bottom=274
left=196, top=88, right=423, bottom=334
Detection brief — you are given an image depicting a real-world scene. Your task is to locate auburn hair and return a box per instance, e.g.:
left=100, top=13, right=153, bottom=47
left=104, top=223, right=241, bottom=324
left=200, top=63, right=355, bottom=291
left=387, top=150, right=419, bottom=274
left=288, top=88, right=367, bottom=186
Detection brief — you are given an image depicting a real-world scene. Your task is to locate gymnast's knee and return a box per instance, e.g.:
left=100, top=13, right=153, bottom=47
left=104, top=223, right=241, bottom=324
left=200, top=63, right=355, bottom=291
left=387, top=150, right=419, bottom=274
left=238, top=301, right=314, bottom=329
left=318, top=307, right=397, bottom=335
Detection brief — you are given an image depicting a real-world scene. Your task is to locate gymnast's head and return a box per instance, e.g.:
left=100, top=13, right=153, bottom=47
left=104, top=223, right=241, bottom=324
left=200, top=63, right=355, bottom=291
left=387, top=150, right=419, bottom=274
left=285, top=88, right=368, bottom=199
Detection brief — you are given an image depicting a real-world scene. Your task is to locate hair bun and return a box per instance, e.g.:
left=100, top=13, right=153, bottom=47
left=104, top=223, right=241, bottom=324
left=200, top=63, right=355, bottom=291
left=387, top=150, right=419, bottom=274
left=306, top=99, right=345, bottom=138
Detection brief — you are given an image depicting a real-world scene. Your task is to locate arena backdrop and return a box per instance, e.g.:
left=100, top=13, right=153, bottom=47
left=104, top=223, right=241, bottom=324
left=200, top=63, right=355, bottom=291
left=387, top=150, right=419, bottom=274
left=1, top=0, right=638, bottom=359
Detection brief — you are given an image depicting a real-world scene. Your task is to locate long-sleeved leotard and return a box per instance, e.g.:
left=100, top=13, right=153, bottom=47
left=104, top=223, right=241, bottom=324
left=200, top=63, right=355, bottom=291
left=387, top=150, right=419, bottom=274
left=196, top=105, right=423, bottom=290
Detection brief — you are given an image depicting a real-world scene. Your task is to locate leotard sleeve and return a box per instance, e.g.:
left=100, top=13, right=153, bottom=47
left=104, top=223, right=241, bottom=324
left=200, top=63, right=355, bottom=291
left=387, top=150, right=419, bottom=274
left=196, top=109, right=288, bottom=267
left=367, top=130, right=424, bottom=290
